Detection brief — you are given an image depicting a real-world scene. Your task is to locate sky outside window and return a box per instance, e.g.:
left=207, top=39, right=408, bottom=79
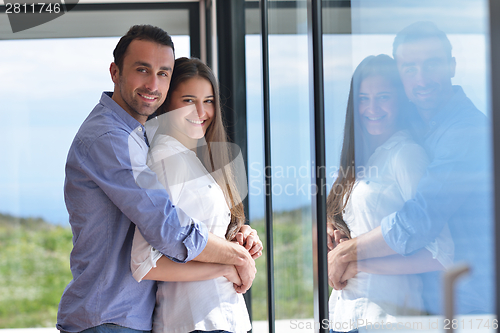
left=0, top=36, right=190, bottom=225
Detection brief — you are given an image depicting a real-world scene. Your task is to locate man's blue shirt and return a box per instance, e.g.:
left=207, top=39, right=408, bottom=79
left=381, top=86, right=493, bottom=314
left=57, top=92, right=208, bottom=332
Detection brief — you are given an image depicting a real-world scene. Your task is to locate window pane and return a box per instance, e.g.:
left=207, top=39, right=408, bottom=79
left=246, top=1, right=316, bottom=331
left=270, top=0, right=314, bottom=328
left=246, top=32, right=269, bottom=332
left=324, top=0, right=494, bottom=332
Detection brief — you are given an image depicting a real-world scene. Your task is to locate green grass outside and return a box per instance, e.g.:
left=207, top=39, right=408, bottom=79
left=0, top=207, right=315, bottom=327
left=0, top=214, right=73, bottom=328
left=251, top=208, right=314, bottom=321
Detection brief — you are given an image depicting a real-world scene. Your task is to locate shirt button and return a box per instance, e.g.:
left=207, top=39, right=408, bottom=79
left=208, top=185, right=211, bottom=188
left=366, top=181, right=370, bottom=184
left=228, top=212, right=231, bottom=216
left=138, top=127, right=143, bottom=132
left=431, top=121, right=436, bottom=127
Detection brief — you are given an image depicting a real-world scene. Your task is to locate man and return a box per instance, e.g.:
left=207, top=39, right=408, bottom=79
left=328, top=21, right=492, bottom=315
left=57, top=25, right=260, bottom=333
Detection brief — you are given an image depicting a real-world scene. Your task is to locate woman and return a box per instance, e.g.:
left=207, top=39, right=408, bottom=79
left=326, top=54, right=453, bottom=333
left=131, top=57, right=260, bottom=333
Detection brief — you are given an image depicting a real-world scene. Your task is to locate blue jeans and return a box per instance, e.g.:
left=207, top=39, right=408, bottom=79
left=61, top=324, right=151, bottom=333
left=330, top=330, right=358, bottom=333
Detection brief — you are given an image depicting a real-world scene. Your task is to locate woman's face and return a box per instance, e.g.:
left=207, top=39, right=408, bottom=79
left=164, top=76, right=215, bottom=146
left=358, top=75, right=400, bottom=137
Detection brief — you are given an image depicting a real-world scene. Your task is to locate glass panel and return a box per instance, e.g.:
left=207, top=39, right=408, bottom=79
left=246, top=0, right=315, bottom=330
left=0, top=35, right=189, bottom=328
left=324, top=0, right=494, bottom=332
left=270, top=0, right=314, bottom=330
left=245, top=11, right=269, bottom=331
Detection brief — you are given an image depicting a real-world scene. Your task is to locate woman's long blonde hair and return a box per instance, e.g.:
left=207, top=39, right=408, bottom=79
left=159, top=57, right=245, bottom=240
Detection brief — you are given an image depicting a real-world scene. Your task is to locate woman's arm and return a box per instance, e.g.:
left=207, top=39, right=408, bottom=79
left=339, top=248, right=444, bottom=283
left=131, top=225, right=244, bottom=286
left=358, top=248, right=444, bottom=274
left=143, top=255, right=242, bottom=286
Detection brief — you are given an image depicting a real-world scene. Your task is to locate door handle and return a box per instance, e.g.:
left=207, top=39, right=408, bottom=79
left=443, top=263, right=470, bottom=333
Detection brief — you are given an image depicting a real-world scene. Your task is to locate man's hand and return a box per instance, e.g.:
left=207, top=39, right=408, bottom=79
left=340, top=260, right=358, bottom=284
left=223, top=264, right=243, bottom=287
left=195, top=232, right=257, bottom=293
left=233, top=245, right=256, bottom=294
left=327, top=238, right=357, bottom=290
left=233, top=225, right=263, bottom=259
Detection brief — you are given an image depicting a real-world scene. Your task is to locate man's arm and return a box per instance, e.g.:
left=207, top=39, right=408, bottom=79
left=82, top=130, right=208, bottom=262
left=143, top=226, right=263, bottom=291
left=382, top=116, right=488, bottom=255
left=132, top=135, right=261, bottom=292
left=189, top=225, right=263, bottom=293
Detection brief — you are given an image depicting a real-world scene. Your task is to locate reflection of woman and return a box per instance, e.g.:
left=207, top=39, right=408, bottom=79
left=131, top=57, right=258, bottom=333
left=326, top=55, right=453, bottom=333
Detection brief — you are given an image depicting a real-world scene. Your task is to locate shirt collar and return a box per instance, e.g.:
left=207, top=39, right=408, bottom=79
left=101, top=92, right=145, bottom=133
left=101, top=92, right=150, bottom=146
left=426, top=86, right=470, bottom=133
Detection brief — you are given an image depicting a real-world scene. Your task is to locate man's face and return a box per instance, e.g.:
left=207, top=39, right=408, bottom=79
left=110, top=39, right=175, bottom=124
left=395, top=37, right=456, bottom=113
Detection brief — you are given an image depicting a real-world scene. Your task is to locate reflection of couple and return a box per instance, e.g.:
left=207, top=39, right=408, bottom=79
left=327, top=21, right=491, bottom=332
left=57, top=26, right=261, bottom=333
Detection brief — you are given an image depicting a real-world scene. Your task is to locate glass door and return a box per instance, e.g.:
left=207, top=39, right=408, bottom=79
left=323, top=0, right=495, bottom=332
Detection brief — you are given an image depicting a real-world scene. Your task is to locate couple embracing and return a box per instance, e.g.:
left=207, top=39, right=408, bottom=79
left=327, top=21, right=491, bottom=333
left=57, top=25, right=262, bottom=333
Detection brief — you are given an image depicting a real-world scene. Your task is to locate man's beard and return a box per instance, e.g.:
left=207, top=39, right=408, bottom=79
left=119, top=77, right=162, bottom=117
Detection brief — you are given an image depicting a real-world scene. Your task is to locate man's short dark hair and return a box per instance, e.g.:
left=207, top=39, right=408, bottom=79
left=393, top=21, right=452, bottom=60
left=113, top=25, right=175, bottom=72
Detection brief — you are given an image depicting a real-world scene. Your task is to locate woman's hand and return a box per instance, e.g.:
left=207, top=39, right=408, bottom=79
left=327, top=222, right=349, bottom=251
left=233, top=225, right=263, bottom=259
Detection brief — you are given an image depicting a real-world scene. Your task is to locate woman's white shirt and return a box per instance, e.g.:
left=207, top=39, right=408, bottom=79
left=329, top=130, right=454, bottom=331
left=130, top=134, right=251, bottom=333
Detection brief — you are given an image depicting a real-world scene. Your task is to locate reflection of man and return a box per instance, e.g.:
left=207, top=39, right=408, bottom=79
left=57, top=25, right=259, bottom=333
left=328, top=21, right=492, bottom=315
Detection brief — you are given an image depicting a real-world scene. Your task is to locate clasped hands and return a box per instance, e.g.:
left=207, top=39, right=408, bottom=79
left=327, top=222, right=358, bottom=290
left=233, top=225, right=263, bottom=259
left=225, top=225, right=263, bottom=294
